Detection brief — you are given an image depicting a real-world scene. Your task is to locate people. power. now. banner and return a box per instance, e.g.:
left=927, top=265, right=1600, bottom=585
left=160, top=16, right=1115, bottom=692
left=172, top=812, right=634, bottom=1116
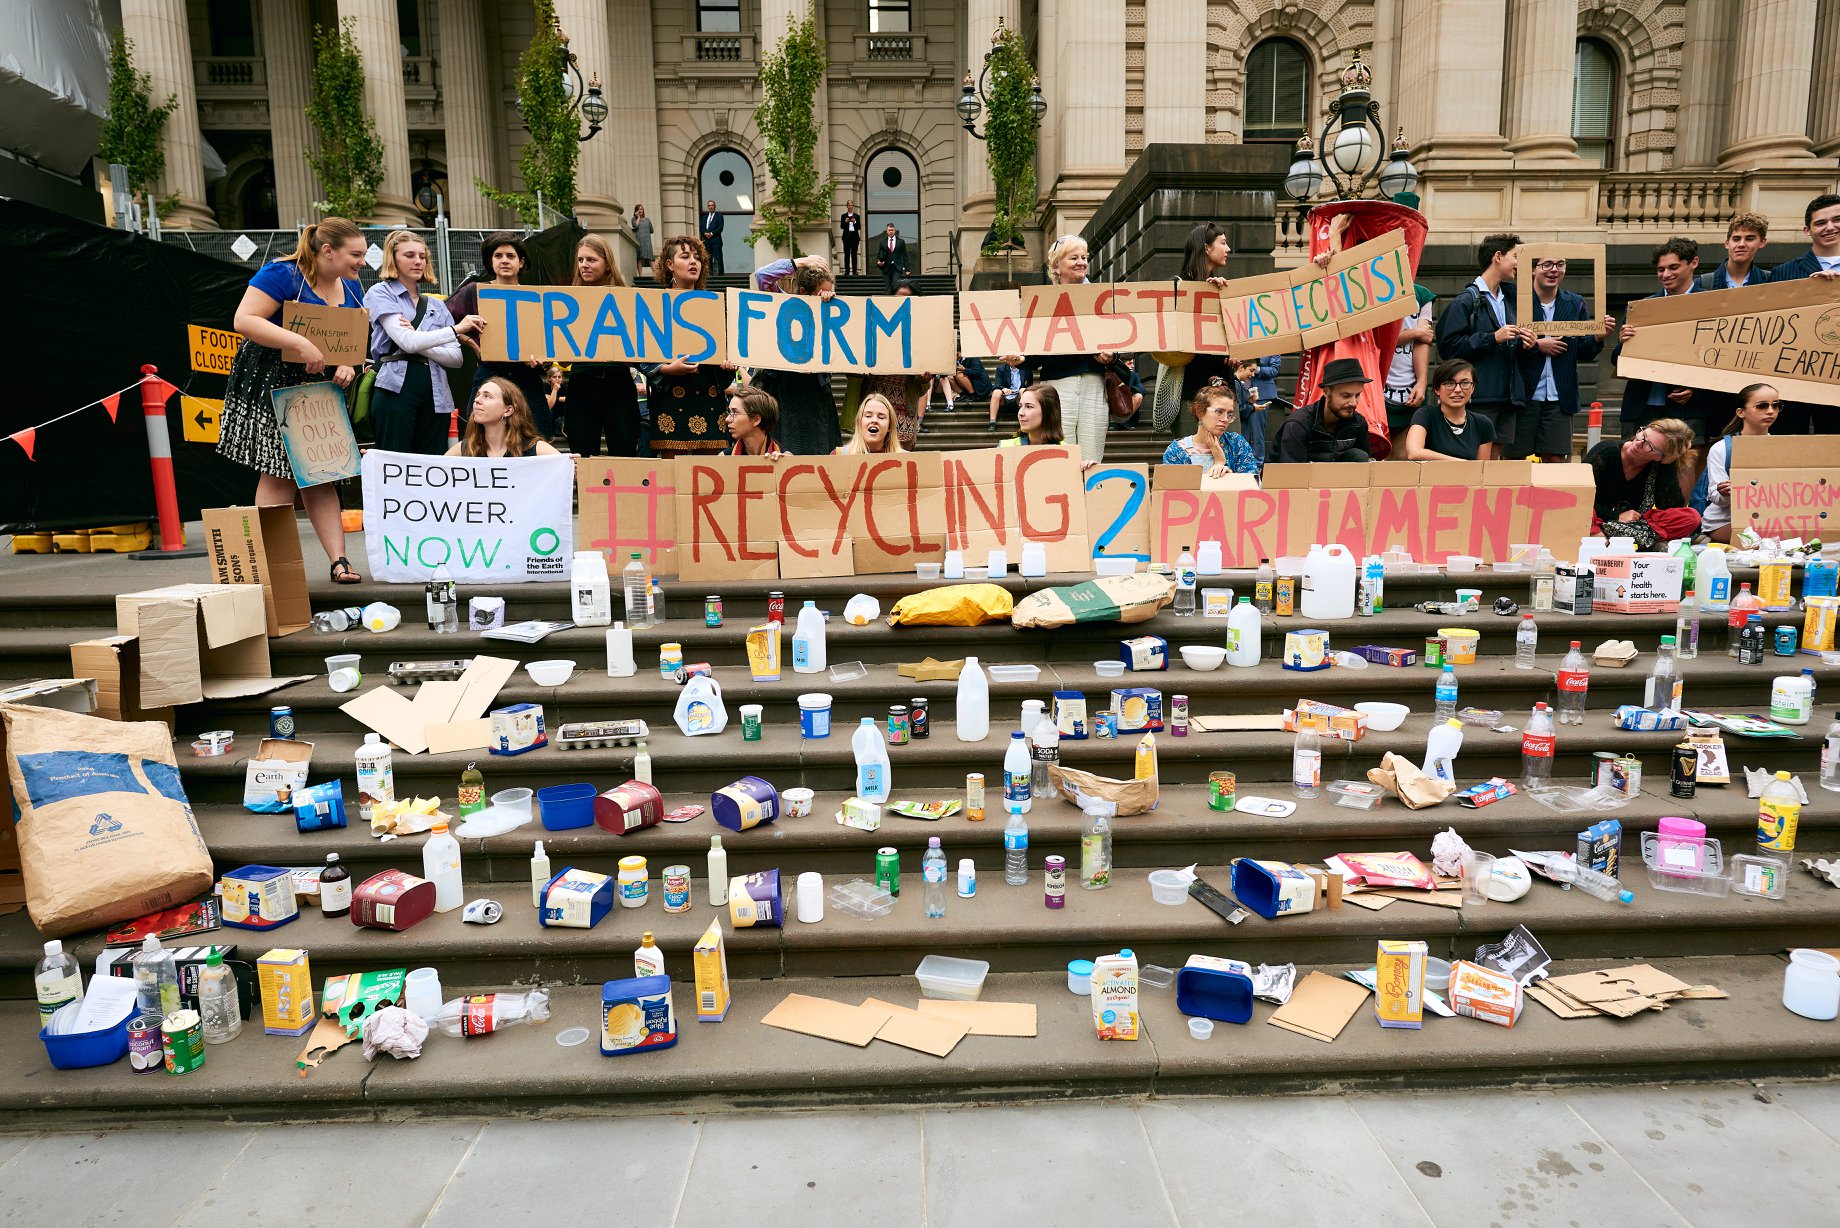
left=361, top=451, right=574, bottom=583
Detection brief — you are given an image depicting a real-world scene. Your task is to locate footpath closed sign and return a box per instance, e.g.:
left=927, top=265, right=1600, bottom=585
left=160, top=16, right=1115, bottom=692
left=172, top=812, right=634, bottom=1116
left=187, top=324, right=242, bottom=374
left=361, top=451, right=575, bottom=583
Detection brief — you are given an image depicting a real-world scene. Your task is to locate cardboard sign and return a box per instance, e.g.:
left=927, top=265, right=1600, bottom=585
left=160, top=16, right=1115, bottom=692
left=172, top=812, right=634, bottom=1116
left=1213, top=230, right=1419, bottom=360
left=187, top=323, right=242, bottom=374
left=202, top=505, right=311, bottom=637
left=278, top=302, right=369, bottom=366
left=940, top=446, right=1091, bottom=572
left=576, top=457, right=679, bottom=576
left=958, top=282, right=1232, bottom=359
left=725, top=289, right=955, bottom=374
left=271, top=383, right=360, bottom=488
left=1618, top=278, right=1840, bottom=405
left=475, top=284, right=725, bottom=364
left=1085, top=463, right=1152, bottom=562
left=1729, top=435, right=1840, bottom=538
left=360, top=451, right=575, bottom=583
left=1515, top=243, right=1609, bottom=336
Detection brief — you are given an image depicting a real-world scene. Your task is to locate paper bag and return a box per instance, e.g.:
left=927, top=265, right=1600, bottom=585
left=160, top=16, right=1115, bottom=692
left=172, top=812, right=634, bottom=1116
left=1046, top=763, right=1159, bottom=816
left=1011, top=573, right=1174, bottom=629
left=1367, top=752, right=1455, bottom=810
left=0, top=702, right=212, bottom=938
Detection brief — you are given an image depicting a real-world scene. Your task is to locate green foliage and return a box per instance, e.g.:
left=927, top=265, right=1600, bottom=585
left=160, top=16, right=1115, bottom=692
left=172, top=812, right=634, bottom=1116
left=304, top=20, right=385, bottom=218
left=982, top=26, right=1039, bottom=257
left=750, top=10, right=834, bottom=254
left=97, top=35, right=178, bottom=218
left=478, top=0, right=579, bottom=227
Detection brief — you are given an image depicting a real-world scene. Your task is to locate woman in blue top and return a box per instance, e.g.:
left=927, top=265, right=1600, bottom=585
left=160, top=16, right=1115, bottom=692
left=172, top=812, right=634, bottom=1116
left=363, top=230, right=482, bottom=456
left=1162, top=380, right=1261, bottom=477
left=220, top=217, right=369, bottom=582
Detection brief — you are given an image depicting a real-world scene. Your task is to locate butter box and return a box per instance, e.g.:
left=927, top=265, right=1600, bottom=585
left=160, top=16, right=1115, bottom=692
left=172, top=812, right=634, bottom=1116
left=257, top=948, right=316, bottom=1036
left=1375, top=939, right=1426, bottom=1030
left=540, top=867, right=615, bottom=929
left=1119, top=635, right=1168, bottom=671
left=1448, top=959, right=1523, bottom=1027
left=693, top=920, right=731, bottom=1021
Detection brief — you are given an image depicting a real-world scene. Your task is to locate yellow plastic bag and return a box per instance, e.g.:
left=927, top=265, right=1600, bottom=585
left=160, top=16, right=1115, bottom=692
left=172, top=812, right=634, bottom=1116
left=886, top=583, right=1014, bottom=628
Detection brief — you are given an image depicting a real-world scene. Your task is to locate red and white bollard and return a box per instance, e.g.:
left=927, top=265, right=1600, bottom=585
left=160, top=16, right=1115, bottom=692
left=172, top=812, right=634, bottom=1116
left=139, top=364, right=187, bottom=552
left=1585, top=401, right=1603, bottom=454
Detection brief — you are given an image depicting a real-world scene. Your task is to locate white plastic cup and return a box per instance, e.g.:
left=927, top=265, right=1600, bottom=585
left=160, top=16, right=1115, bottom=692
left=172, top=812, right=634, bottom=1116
left=328, top=668, right=363, bottom=693
left=404, top=967, right=442, bottom=1021
left=1462, top=850, right=1497, bottom=906
left=1188, top=1017, right=1214, bottom=1040
left=797, top=872, right=825, bottom=923
left=325, top=654, right=361, bottom=692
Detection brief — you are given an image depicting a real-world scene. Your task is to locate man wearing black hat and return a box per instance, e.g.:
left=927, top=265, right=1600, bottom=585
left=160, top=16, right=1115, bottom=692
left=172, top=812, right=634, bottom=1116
left=1275, top=356, right=1373, bottom=463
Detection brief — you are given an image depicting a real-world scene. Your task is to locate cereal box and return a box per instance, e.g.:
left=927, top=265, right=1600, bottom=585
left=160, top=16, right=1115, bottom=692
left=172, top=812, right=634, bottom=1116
left=1448, top=959, right=1523, bottom=1027
left=1375, top=939, right=1425, bottom=1030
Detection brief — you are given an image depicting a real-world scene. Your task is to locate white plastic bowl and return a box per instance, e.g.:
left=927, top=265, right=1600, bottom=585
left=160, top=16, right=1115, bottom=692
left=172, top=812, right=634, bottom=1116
left=1148, top=869, right=1190, bottom=906
left=1354, top=701, right=1409, bottom=731
left=525, top=659, right=576, bottom=687
left=916, top=562, right=942, bottom=580
left=1447, top=555, right=1481, bottom=573
left=1179, top=645, right=1226, bottom=671
left=1425, top=957, right=1453, bottom=995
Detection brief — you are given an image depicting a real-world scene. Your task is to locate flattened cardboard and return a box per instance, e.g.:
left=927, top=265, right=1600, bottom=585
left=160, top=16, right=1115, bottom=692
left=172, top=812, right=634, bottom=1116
left=408, top=679, right=467, bottom=728
left=725, top=287, right=956, bottom=374
left=1526, top=982, right=1599, bottom=1020
left=1730, top=436, right=1840, bottom=540
left=203, top=504, right=311, bottom=637
left=915, top=999, right=1039, bottom=1037
left=1541, top=964, right=1695, bottom=1017
left=1191, top=714, right=1288, bottom=732
left=1085, top=463, right=1152, bottom=564
left=340, top=686, right=430, bottom=755
left=1267, top=971, right=1370, bottom=1043
left=860, top=1000, right=969, bottom=1057
left=449, top=656, right=519, bottom=722
left=782, top=537, right=855, bottom=580
left=761, top=993, right=892, bottom=1047
left=425, top=719, right=493, bottom=755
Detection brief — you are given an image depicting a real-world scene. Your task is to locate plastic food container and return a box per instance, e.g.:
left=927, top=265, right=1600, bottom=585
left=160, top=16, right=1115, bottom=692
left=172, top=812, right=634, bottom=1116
left=780, top=787, right=814, bottom=818
left=1188, top=1017, right=1215, bottom=1040
left=1457, top=707, right=1503, bottom=727
left=1439, top=628, right=1480, bottom=664
left=1424, top=957, right=1453, bottom=995
left=525, top=659, right=576, bottom=686
left=1175, top=965, right=1255, bottom=1024
left=1447, top=555, right=1481, bottom=573
left=964, top=566, right=989, bottom=581
left=1353, top=702, right=1408, bottom=731
left=491, top=787, right=534, bottom=825
left=987, top=664, right=1041, bottom=683
left=916, top=562, right=942, bottom=580
left=915, top=954, right=989, bottom=1001
left=1148, top=869, right=1191, bottom=905
left=1328, top=780, right=1384, bottom=810
left=1139, top=964, right=1176, bottom=989
left=38, top=1015, right=132, bottom=1070
left=537, top=783, right=596, bottom=830
left=1094, top=660, right=1126, bottom=677
left=1067, top=959, right=1095, bottom=995
left=1179, top=645, right=1226, bottom=671
left=828, top=879, right=895, bottom=919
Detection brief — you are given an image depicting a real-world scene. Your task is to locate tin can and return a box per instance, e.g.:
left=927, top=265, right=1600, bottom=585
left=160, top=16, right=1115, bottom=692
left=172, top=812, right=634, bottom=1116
left=1775, top=624, right=1799, bottom=656
left=161, top=1009, right=205, bottom=1075
left=128, top=1014, right=163, bottom=1073
left=704, top=595, right=723, bottom=627
left=1611, top=754, right=1642, bottom=798
left=1423, top=636, right=1446, bottom=668
left=1275, top=575, right=1296, bottom=616
left=269, top=705, right=295, bottom=739
left=876, top=846, right=900, bottom=897
left=1044, top=855, right=1067, bottom=908
left=659, top=643, right=683, bottom=681
left=1670, top=742, right=1698, bottom=798
left=910, top=696, right=929, bottom=739
left=1592, top=750, right=1617, bottom=789
left=888, top=704, right=909, bottom=745
left=767, top=591, right=785, bottom=624
left=966, top=772, right=986, bottom=822
left=1207, top=770, right=1237, bottom=812
left=1095, top=711, right=1116, bottom=739
left=1171, top=695, right=1189, bottom=737
left=662, top=865, right=692, bottom=912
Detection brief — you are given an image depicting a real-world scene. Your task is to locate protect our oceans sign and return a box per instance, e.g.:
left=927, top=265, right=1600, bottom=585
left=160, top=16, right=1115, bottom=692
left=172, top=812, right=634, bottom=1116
left=271, top=382, right=360, bottom=487
left=361, top=451, right=574, bottom=583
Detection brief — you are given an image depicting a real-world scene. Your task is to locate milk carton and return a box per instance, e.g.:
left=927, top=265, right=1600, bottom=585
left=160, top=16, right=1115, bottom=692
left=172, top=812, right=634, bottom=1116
left=1091, top=948, right=1140, bottom=1040
left=1375, top=939, right=1426, bottom=1029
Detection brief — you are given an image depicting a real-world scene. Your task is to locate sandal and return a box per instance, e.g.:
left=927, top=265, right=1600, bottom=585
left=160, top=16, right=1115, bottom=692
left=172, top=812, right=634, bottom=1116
left=330, top=556, right=363, bottom=584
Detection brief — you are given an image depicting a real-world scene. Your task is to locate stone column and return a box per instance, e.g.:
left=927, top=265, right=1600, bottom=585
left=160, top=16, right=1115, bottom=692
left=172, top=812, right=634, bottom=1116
left=601, top=0, right=663, bottom=238
left=552, top=0, right=622, bottom=230
left=261, top=0, right=318, bottom=227
left=1676, top=0, right=1739, bottom=169
left=1503, top=0, right=1579, bottom=160
left=1046, top=0, right=1126, bottom=236
left=1393, top=0, right=1511, bottom=167
left=435, top=0, right=498, bottom=228
left=1721, top=0, right=1820, bottom=168
left=1810, top=0, right=1840, bottom=158
left=1143, top=0, right=1206, bottom=146
left=119, top=0, right=215, bottom=228
left=335, top=0, right=418, bottom=223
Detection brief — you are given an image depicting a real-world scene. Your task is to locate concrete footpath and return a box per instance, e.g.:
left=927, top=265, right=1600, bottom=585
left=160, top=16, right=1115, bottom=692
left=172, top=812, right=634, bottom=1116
left=1, top=1082, right=1835, bottom=1227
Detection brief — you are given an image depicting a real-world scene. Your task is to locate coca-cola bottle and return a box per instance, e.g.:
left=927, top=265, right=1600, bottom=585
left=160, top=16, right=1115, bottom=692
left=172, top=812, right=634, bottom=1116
left=1521, top=702, right=1556, bottom=789
left=1555, top=641, right=1589, bottom=726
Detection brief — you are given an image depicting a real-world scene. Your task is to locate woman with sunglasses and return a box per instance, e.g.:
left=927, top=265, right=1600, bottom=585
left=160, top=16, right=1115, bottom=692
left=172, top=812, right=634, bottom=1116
left=1404, top=360, right=1497, bottom=462
left=1162, top=380, right=1260, bottom=476
left=1697, top=383, right=1781, bottom=542
left=1585, top=418, right=1702, bottom=548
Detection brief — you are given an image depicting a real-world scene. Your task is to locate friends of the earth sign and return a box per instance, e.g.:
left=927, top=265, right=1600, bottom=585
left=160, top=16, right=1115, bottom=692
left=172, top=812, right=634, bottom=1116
left=361, top=451, right=575, bottom=582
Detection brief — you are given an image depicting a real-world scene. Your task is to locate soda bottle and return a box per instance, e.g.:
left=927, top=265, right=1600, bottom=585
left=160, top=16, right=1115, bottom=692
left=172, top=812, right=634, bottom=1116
left=1645, top=634, right=1683, bottom=711
left=1727, top=582, right=1759, bottom=656
left=1555, top=641, right=1589, bottom=725
left=1675, top=593, right=1700, bottom=660
left=432, top=989, right=552, bottom=1037
left=1521, top=702, right=1556, bottom=789
left=1004, top=802, right=1029, bottom=886
left=1515, top=613, right=1538, bottom=669
left=1434, top=663, right=1459, bottom=720
left=922, top=837, right=947, bottom=918
left=1174, top=546, right=1197, bottom=616
left=1002, top=730, right=1032, bottom=814
left=1030, top=714, right=1060, bottom=797
left=1822, top=712, right=1840, bottom=793
left=1292, top=728, right=1323, bottom=799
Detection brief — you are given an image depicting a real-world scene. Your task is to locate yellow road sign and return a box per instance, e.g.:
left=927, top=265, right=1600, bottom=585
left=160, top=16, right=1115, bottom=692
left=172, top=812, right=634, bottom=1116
left=181, top=396, right=223, bottom=444
left=187, top=323, right=242, bottom=374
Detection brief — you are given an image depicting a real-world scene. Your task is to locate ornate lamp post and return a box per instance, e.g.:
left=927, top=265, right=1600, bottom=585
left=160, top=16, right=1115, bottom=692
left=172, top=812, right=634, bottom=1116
left=956, top=19, right=1047, bottom=140
left=1283, top=52, right=1419, bottom=203
left=513, top=21, right=607, bottom=143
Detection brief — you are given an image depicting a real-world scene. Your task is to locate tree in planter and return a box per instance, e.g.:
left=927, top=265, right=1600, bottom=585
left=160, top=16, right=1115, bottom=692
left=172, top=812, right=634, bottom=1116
left=750, top=10, right=834, bottom=254
left=981, top=25, right=1039, bottom=257
left=97, top=35, right=178, bottom=218
left=477, top=0, right=578, bottom=227
left=305, top=20, right=385, bottom=219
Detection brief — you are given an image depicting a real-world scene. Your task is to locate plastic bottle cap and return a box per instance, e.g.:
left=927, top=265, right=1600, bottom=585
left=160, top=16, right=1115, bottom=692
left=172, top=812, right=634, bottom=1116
left=433, top=820, right=449, bottom=834
left=534, top=841, right=544, bottom=857
left=1661, top=635, right=1676, bottom=644
left=43, top=940, right=60, bottom=956
left=710, top=835, right=723, bottom=848
left=1778, top=770, right=1792, bottom=780
left=206, top=947, right=222, bottom=967
left=929, top=836, right=941, bottom=847
left=641, top=932, right=654, bottom=945
left=1446, top=718, right=1463, bottom=728
left=142, top=934, right=158, bottom=951
left=327, top=853, right=340, bottom=864
left=365, top=733, right=381, bottom=745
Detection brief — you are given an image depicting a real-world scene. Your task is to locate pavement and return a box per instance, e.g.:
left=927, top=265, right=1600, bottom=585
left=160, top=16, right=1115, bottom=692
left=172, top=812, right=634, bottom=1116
left=1, top=1081, right=1835, bottom=1227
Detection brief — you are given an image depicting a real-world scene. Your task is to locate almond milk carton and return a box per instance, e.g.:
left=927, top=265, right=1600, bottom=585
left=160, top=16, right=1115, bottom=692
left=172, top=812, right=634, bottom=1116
left=1091, top=948, right=1140, bottom=1041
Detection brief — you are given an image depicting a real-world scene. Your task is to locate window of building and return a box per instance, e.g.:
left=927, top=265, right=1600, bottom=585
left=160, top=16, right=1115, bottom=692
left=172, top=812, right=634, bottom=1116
left=864, top=147, right=921, bottom=256
left=397, top=0, right=423, bottom=57
left=699, top=0, right=742, bottom=33
left=869, top=0, right=911, bottom=33
left=1572, top=38, right=1618, bottom=168
left=1244, top=38, right=1310, bottom=142
left=699, top=148, right=756, bottom=274
left=206, top=0, right=255, bottom=58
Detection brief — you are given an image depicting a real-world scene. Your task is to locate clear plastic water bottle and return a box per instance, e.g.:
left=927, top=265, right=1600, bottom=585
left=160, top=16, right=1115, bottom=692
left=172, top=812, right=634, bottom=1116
left=622, top=552, right=653, bottom=629
left=1645, top=634, right=1682, bottom=710
left=1005, top=802, right=1029, bottom=886
left=133, top=934, right=180, bottom=1018
left=650, top=578, right=666, bottom=625
left=34, top=939, right=82, bottom=1029
left=1174, top=546, right=1197, bottom=617
left=1556, top=640, right=1589, bottom=726
left=922, top=837, right=947, bottom=918
left=1292, top=728, right=1323, bottom=799
left=1551, top=858, right=1634, bottom=903
left=1821, top=712, right=1840, bottom=793
left=1515, top=613, right=1538, bottom=668
left=1434, top=663, right=1459, bottom=720
left=427, top=563, right=458, bottom=634
left=198, top=946, right=242, bottom=1045
left=1080, top=798, right=1114, bottom=890
left=1675, top=593, right=1699, bottom=660
left=1521, top=702, right=1556, bottom=789
left=1030, top=714, right=1059, bottom=797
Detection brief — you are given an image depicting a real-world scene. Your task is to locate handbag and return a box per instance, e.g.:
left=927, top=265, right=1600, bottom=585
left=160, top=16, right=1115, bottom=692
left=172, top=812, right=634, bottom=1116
left=1103, top=365, right=1136, bottom=421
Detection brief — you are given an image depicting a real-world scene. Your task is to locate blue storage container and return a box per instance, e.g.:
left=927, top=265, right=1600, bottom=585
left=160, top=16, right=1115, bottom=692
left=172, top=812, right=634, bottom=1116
left=538, top=782, right=597, bottom=830
left=1176, top=966, right=1255, bottom=1024
left=1229, top=858, right=1318, bottom=920
left=39, top=1015, right=132, bottom=1070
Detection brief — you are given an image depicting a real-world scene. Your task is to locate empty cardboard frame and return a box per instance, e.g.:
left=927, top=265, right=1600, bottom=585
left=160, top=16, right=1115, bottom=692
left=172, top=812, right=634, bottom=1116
left=1515, top=243, right=1609, bottom=337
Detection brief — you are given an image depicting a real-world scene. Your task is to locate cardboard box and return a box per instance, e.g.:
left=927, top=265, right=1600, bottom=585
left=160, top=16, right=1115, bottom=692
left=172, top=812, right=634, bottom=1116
left=68, top=637, right=173, bottom=726
left=203, top=505, right=311, bottom=637
left=257, top=948, right=316, bottom=1036
left=243, top=738, right=313, bottom=812
left=115, top=583, right=297, bottom=708
left=1282, top=699, right=1368, bottom=741
left=1448, top=959, right=1524, bottom=1027
left=1375, top=939, right=1426, bottom=1029
left=1591, top=553, right=1684, bottom=614
left=693, top=919, right=732, bottom=1021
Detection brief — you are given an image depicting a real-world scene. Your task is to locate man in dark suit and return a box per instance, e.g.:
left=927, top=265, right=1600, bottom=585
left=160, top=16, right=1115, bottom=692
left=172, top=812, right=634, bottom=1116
left=840, top=200, right=862, bottom=276
left=1434, top=232, right=1538, bottom=453
left=1757, top=194, right=1840, bottom=435
left=1615, top=237, right=1725, bottom=496
left=875, top=222, right=909, bottom=293
left=701, top=200, right=725, bottom=275
left=1524, top=255, right=1617, bottom=461
left=1698, top=212, right=1771, bottom=290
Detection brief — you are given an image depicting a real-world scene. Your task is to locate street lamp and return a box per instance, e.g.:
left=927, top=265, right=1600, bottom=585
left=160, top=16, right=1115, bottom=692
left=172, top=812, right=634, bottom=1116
left=513, top=22, right=607, bottom=143
left=1283, top=52, right=1418, bottom=203
left=957, top=19, right=1047, bottom=141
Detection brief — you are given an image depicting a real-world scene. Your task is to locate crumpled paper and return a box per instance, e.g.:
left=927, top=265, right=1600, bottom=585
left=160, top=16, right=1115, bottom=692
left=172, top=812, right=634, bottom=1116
left=361, top=1005, right=430, bottom=1061
left=1367, top=752, right=1455, bottom=810
left=371, top=796, right=447, bottom=837
left=1430, top=827, right=1472, bottom=878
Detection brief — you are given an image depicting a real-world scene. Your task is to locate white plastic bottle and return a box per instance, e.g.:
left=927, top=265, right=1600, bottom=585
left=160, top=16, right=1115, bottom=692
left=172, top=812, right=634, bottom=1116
left=198, top=946, right=242, bottom=1045
left=792, top=600, right=828, bottom=673
left=1696, top=547, right=1732, bottom=612
left=1822, top=712, right=1840, bottom=793
left=1421, top=717, right=1465, bottom=783
left=354, top=733, right=394, bottom=825
left=1556, top=641, right=1589, bottom=726
left=923, top=837, right=947, bottom=918
left=1174, top=546, right=1197, bottom=616
left=530, top=840, right=550, bottom=908
left=34, top=939, right=82, bottom=1029
left=634, top=931, right=666, bottom=979
left=1522, top=702, right=1556, bottom=789
left=956, top=655, right=990, bottom=742
left=1434, top=663, right=1459, bottom=720
left=1515, top=613, right=1538, bottom=668
left=1005, top=801, right=1029, bottom=885
left=621, top=552, right=653, bottom=629
left=1292, top=728, right=1323, bottom=799
left=958, top=859, right=978, bottom=897
left=1003, top=730, right=1033, bottom=814
left=606, top=621, right=636, bottom=677
left=422, top=818, right=463, bottom=913
left=633, top=741, right=653, bottom=785
left=854, top=717, right=891, bottom=801
left=707, top=835, right=729, bottom=906
left=571, top=551, right=613, bottom=627
left=1226, top=596, right=1262, bottom=667
left=426, top=562, right=458, bottom=634
left=133, top=934, right=180, bottom=1018
left=1030, top=713, right=1060, bottom=797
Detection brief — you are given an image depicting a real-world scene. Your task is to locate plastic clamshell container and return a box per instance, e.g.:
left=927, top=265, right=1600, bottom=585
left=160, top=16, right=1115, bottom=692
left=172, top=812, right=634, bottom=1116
left=828, top=879, right=895, bottom=919
left=537, top=783, right=597, bottom=830
left=1139, top=963, right=1176, bottom=989
left=1328, top=780, right=1385, bottom=810
left=914, top=954, right=990, bottom=1001
left=1640, top=831, right=1730, bottom=896
left=1729, top=853, right=1790, bottom=900
left=1457, top=707, right=1504, bottom=727
left=38, top=1015, right=132, bottom=1070
left=1148, top=870, right=1191, bottom=905
left=1094, top=660, right=1127, bottom=677
left=1175, top=966, right=1255, bottom=1024
left=1447, top=555, right=1481, bottom=572
left=986, top=664, right=1041, bottom=683
left=828, top=661, right=868, bottom=682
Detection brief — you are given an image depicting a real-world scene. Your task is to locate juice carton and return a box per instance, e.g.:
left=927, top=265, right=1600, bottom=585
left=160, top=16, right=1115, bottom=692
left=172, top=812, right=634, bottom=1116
left=693, top=919, right=731, bottom=1021
left=1374, top=939, right=1425, bottom=1029
left=1448, top=960, right=1523, bottom=1027
left=1091, top=948, right=1140, bottom=1040
left=256, top=948, right=315, bottom=1036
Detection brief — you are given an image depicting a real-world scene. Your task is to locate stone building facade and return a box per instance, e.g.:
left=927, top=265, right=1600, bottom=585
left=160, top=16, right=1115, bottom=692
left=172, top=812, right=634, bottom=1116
left=121, top=0, right=1839, bottom=277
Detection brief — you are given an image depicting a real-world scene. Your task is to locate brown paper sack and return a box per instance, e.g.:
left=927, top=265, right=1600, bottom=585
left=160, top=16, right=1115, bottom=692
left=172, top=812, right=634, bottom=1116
left=1011, top=573, right=1174, bottom=629
left=1367, top=752, right=1455, bottom=810
left=0, top=702, right=213, bottom=937
left=1047, top=763, right=1160, bottom=816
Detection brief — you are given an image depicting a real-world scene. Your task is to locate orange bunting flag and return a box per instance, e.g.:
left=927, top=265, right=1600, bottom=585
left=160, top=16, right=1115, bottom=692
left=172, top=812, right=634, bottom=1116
left=9, top=428, right=35, bottom=461
left=102, top=392, right=120, bottom=422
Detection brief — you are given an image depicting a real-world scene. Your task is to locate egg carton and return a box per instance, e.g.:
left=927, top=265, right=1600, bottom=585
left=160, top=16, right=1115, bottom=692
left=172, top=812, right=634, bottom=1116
left=387, top=660, right=472, bottom=685
left=553, top=719, right=649, bottom=750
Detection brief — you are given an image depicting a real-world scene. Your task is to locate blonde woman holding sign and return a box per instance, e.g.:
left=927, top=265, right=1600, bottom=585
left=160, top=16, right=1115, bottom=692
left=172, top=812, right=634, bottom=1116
left=1003, top=235, right=1112, bottom=463
left=220, top=217, right=368, bottom=583
left=364, top=230, right=479, bottom=456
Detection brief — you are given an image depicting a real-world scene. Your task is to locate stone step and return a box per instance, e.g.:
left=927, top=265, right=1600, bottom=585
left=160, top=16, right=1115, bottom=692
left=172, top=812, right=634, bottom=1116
left=3, top=954, right=1828, bottom=1125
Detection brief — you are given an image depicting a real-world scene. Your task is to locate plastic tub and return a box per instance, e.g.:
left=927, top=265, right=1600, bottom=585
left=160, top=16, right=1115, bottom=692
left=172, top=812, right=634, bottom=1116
left=1454, top=588, right=1482, bottom=610
left=799, top=693, right=834, bottom=738
left=1067, top=959, right=1095, bottom=995
left=915, top=954, right=989, bottom=1001
left=1189, top=1017, right=1214, bottom=1040
left=987, top=664, right=1041, bottom=683
left=916, top=562, right=942, bottom=580
left=781, top=787, right=814, bottom=818
left=1175, top=966, right=1255, bottom=1024
left=1424, top=958, right=1453, bottom=995
left=537, top=783, right=596, bottom=830
left=1094, top=660, right=1126, bottom=678
left=964, top=566, right=989, bottom=581
left=1328, top=780, right=1384, bottom=810
left=1447, top=555, right=1481, bottom=573
left=1179, top=645, right=1226, bottom=671
left=491, top=787, right=534, bottom=825
left=1353, top=702, right=1408, bottom=731
left=39, top=1015, right=131, bottom=1070
left=1148, top=869, right=1191, bottom=905
left=1440, top=628, right=1480, bottom=664
left=525, top=659, right=576, bottom=686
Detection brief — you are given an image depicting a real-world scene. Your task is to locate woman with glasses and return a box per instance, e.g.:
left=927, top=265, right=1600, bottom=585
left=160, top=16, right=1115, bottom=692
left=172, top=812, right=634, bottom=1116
left=1404, top=360, right=1497, bottom=462
left=1002, top=236, right=1113, bottom=462
left=1162, top=380, right=1261, bottom=476
left=1585, top=417, right=1702, bottom=548
left=1696, top=383, right=1781, bottom=542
